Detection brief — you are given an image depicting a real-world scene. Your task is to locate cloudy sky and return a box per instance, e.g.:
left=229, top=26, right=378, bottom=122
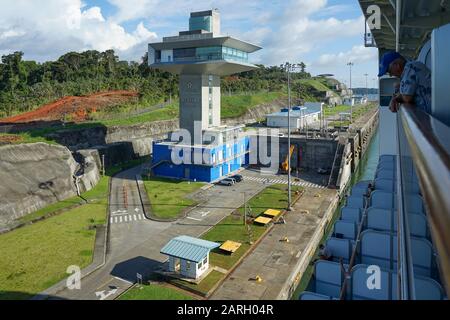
left=0, top=0, right=379, bottom=87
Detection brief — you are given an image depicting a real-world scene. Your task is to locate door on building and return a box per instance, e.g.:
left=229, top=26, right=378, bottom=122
left=219, top=166, right=223, bottom=177
left=175, top=258, right=181, bottom=272
left=184, top=168, right=190, bottom=179
left=228, top=163, right=231, bottom=174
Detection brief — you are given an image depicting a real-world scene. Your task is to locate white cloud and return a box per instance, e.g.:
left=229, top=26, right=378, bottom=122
left=315, top=45, right=378, bottom=67
left=0, top=0, right=157, bottom=62
left=258, top=0, right=366, bottom=65
left=0, top=0, right=377, bottom=84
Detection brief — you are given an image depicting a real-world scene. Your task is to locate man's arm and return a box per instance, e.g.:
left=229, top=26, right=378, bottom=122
left=390, top=94, right=414, bottom=112
left=401, top=95, right=414, bottom=103
left=399, top=63, right=417, bottom=107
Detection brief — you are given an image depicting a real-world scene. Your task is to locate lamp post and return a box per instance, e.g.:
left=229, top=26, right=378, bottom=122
left=347, top=62, right=354, bottom=122
left=283, top=62, right=300, bottom=211
left=364, top=73, right=369, bottom=98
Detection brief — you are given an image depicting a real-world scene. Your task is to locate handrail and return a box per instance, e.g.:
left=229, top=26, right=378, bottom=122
left=339, top=190, right=371, bottom=300
left=327, top=143, right=341, bottom=187
left=399, top=103, right=450, bottom=295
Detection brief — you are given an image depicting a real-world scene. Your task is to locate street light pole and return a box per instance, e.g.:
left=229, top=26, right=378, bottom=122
left=284, top=62, right=300, bottom=212
left=364, top=73, right=369, bottom=97
left=287, top=63, right=292, bottom=211
left=347, top=62, right=354, bottom=122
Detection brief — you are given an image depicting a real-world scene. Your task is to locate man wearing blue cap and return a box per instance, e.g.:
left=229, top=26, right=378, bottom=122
left=378, top=51, right=431, bottom=114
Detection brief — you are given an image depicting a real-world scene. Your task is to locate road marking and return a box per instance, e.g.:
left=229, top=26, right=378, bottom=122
left=124, top=215, right=128, bottom=222
left=113, top=276, right=133, bottom=285
left=296, top=250, right=302, bottom=258
left=111, top=210, right=127, bottom=215
left=134, top=215, right=137, bottom=221
left=119, top=216, right=123, bottom=223
left=138, top=214, right=143, bottom=220
left=96, top=278, right=114, bottom=291
left=95, top=288, right=118, bottom=301
left=187, top=216, right=202, bottom=221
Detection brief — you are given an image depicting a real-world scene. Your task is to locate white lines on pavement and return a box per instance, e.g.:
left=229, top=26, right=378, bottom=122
left=110, top=214, right=145, bottom=224
left=111, top=210, right=127, bottom=215
left=187, top=216, right=202, bottom=221
left=113, top=276, right=133, bottom=285
left=242, top=174, right=326, bottom=189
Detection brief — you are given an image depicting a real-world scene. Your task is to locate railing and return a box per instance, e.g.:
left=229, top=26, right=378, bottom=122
left=339, top=189, right=371, bottom=300
left=155, top=54, right=249, bottom=64
left=327, top=142, right=342, bottom=187
left=398, top=103, right=450, bottom=296
left=163, top=33, right=214, bottom=42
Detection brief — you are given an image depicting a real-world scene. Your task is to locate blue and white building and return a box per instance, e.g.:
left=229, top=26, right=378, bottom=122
left=266, top=102, right=324, bottom=129
left=148, top=9, right=261, bottom=182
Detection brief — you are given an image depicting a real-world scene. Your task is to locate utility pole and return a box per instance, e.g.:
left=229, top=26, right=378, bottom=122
left=364, top=73, right=369, bottom=97
left=287, top=64, right=292, bottom=211
left=102, top=154, right=106, bottom=176
left=347, top=62, right=354, bottom=122
left=284, top=62, right=300, bottom=212
left=243, top=192, right=246, bottom=226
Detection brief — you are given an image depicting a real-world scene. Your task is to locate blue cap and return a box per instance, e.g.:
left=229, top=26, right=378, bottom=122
left=378, top=51, right=402, bottom=77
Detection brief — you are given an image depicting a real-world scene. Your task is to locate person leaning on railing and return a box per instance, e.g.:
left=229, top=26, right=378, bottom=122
left=378, top=51, right=432, bottom=114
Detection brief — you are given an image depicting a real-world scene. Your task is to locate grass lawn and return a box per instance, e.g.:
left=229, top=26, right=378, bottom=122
left=0, top=132, right=59, bottom=145
left=98, top=102, right=179, bottom=126
left=0, top=157, right=150, bottom=300
left=352, top=103, right=377, bottom=119
left=170, top=184, right=302, bottom=295
left=0, top=201, right=107, bottom=300
left=170, top=271, right=224, bottom=296
left=323, top=105, right=351, bottom=117
left=4, top=91, right=285, bottom=146
left=221, top=91, right=285, bottom=119
left=118, top=284, right=195, bottom=300
left=143, top=177, right=205, bottom=220
left=329, top=120, right=351, bottom=127
left=298, top=79, right=331, bottom=92
left=203, top=215, right=267, bottom=270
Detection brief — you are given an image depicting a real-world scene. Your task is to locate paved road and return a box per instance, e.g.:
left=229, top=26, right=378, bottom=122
left=52, top=166, right=265, bottom=300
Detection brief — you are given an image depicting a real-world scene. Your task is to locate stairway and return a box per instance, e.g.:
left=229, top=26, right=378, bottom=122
left=328, top=143, right=345, bottom=188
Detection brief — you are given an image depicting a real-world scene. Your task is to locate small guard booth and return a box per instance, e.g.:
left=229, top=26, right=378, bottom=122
left=160, top=235, right=220, bottom=279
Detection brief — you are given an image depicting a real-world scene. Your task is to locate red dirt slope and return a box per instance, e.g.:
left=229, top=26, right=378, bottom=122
left=0, top=90, right=139, bottom=124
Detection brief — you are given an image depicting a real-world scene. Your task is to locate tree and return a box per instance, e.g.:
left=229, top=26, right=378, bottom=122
left=299, top=62, right=306, bottom=73
left=0, top=52, right=27, bottom=115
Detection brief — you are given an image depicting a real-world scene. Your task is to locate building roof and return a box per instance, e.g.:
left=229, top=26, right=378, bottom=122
left=160, top=235, right=220, bottom=263
left=254, top=216, right=272, bottom=225
left=150, top=36, right=262, bottom=53
left=219, top=240, right=242, bottom=254
left=263, top=209, right=282, bottom=218
left=358, top=0, right=450, bottom=58
left=149, top=59, right=259, bottom=76
left=267, top=104, right=323, bottom=118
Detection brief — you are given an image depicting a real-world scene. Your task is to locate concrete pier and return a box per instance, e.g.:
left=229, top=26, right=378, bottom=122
left=210, top=187, right=339, bottom=300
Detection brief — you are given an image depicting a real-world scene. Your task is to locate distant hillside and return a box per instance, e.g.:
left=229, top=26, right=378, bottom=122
left=352, top=88, right=379, bottom=95
left=0, top=50, right=312, bottom=119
